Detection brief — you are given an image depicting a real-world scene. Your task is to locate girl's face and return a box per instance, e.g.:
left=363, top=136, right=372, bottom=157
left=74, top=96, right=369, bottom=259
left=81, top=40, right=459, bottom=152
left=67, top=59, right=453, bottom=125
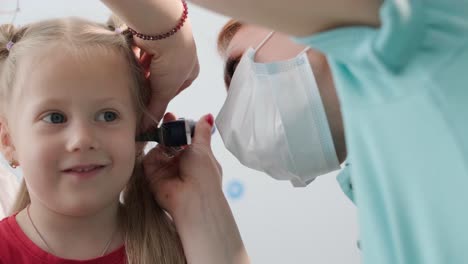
left=6, top=46, right=138, bottom=216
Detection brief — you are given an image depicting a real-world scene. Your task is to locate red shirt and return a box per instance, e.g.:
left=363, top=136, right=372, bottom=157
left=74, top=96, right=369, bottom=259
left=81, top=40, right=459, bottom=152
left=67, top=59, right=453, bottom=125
left=0, top=214, right=126, bottom=264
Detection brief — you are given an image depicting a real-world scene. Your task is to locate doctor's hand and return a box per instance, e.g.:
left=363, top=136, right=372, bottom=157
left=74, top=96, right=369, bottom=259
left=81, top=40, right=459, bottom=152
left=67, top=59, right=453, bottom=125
left=143, top=112, right=222, bottom=217
left=135, top=25, right=199, bottom=129
left=143, top=113, right=250, bottom=264
left=101, top=0, right=199, bottom=126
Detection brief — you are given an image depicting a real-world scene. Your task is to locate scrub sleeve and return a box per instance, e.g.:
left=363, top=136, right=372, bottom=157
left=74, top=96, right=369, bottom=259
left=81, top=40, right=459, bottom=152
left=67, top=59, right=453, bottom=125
left=295, top=0, right=468, bottom=263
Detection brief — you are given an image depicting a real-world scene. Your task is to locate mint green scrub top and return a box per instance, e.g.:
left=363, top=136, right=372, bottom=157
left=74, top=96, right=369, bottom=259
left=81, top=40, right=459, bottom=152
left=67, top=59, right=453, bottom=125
left=295, top=0, right=468, bottom=263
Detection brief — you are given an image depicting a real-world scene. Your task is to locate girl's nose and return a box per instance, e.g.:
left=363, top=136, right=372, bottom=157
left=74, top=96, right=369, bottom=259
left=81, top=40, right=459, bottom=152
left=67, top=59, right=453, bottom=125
left=65, top=122, right=100, bottom=152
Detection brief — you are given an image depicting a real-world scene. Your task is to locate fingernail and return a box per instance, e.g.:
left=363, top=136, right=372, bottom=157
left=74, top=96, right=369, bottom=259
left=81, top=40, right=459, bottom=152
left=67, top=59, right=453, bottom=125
left=205, top=114, right=214, bottom=127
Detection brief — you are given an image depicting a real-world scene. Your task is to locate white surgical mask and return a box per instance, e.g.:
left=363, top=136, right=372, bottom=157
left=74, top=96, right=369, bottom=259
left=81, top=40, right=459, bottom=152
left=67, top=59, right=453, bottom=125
left=216, top=32, right=340, bottom=187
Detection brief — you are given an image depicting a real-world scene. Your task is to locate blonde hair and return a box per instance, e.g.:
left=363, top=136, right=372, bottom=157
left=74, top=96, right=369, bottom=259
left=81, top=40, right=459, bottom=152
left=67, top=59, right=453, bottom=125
left=216, top=19, right=242, bottom=58
left=0, top=17, right=186, bottom=264
left=216, top=19, right=243, bottom=88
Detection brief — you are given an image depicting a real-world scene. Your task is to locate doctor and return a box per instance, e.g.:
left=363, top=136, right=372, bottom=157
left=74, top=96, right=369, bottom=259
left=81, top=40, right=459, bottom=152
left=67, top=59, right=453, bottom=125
left=198, top=1, right=468, bottom=263
left=88, top=0, right=468, bottom=263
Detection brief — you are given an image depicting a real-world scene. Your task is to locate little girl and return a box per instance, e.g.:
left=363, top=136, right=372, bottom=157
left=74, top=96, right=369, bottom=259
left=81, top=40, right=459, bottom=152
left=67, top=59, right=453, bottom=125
left=0, top=16, right=186, bottom=263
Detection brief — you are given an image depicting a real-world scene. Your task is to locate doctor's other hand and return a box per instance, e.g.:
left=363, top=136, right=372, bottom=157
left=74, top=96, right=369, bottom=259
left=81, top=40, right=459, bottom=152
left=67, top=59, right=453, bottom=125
left=142, top=112, right=222, bottom=218
left=143, top=113, right=249, bottom=264
left=143, top=114, right=250, bottom=264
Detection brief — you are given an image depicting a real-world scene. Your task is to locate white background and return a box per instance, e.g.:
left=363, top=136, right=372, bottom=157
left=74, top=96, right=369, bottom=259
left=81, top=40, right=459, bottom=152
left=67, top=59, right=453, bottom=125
left=0, top=1, right=360, bottom=263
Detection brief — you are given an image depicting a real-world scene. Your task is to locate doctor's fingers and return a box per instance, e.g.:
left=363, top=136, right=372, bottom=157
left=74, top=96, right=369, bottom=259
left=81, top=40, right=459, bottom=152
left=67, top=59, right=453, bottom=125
left=143, top=145, right=181, bottom=182
left=144, top=144, right=181, bottom=165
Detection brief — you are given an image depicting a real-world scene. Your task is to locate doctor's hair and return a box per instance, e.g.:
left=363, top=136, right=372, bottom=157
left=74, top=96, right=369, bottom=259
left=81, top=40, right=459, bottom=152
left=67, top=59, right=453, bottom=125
left=217, top=19, right=242, bottom=58
left=217, top=19, right=243, bottom=88
left=0, top=17, right=186, bottom=264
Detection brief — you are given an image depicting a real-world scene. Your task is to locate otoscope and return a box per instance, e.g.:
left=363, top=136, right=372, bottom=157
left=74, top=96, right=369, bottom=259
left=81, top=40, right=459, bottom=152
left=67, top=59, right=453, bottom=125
left=136, top=118, right=197, bottom=146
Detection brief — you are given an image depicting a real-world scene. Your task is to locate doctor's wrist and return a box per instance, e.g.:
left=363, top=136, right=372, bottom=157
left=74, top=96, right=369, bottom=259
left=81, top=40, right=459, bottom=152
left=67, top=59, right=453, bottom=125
left=172, top=191, right=250, bottom=264
left=171, top=187, right=225, bottom=224
left=101, top=0, right=185, bottom=35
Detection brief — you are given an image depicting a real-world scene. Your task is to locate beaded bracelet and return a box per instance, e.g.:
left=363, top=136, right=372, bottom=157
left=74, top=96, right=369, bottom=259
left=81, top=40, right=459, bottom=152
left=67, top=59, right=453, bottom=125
left=127, top=0, right=188, bottom=41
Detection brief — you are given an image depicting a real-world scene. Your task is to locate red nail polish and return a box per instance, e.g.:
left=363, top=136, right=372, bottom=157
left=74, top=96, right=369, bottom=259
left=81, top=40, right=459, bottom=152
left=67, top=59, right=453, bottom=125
left=205, top=114, right=214, bottom=127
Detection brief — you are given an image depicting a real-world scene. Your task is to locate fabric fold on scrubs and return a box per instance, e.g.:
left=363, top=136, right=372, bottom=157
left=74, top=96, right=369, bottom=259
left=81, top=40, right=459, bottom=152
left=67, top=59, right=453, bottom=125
left=336, top=163, right=355, bottom=203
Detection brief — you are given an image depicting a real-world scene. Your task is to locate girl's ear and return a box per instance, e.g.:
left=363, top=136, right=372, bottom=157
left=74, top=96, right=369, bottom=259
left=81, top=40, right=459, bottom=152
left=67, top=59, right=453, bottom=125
left=0, top=117, right=17, bottom=165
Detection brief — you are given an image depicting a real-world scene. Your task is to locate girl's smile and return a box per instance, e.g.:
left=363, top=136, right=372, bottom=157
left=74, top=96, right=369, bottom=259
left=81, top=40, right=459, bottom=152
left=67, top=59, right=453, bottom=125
left=62, top=164, right=109, bottom=180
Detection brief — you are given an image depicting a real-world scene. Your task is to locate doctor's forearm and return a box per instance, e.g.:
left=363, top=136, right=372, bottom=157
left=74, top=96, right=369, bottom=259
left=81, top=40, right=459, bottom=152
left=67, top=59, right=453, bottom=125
left=173, top=191, right=250, bottom=264
left=188, top=0, right=381, bottom=36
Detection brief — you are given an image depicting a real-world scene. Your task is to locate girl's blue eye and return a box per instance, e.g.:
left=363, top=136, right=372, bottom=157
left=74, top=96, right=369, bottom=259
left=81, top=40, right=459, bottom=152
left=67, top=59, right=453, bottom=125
left=43, top=113, right=66, bottom=124
left=97, top=111, right=118, bottom=122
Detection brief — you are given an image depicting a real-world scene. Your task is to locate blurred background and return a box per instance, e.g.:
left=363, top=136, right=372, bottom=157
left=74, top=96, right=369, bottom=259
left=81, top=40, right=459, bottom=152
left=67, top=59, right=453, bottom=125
left=0, top=1, right=360, bottom=263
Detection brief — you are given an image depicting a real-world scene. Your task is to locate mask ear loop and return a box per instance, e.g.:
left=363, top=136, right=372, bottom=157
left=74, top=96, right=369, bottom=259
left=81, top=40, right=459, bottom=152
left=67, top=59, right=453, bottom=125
left=300, top=46, right=310, bottom=54
left=255, top=31, right=275, bottom=51
left=256, top=31, right=310, bottom=57
left=252, top=31, right=275, bottom=62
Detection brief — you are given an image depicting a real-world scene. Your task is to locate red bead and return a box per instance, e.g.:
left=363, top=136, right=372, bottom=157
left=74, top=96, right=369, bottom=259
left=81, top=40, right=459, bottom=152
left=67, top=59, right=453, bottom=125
left=127, top=0, right=187, bottom=41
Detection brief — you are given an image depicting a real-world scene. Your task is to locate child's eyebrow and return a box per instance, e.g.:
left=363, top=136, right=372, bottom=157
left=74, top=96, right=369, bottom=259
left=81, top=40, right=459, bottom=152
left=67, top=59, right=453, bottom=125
left=94, top=97, right=126, bottom=105
left=31, top=97, right=127, bottom=109
left=30, top=98, right=66, bottom=109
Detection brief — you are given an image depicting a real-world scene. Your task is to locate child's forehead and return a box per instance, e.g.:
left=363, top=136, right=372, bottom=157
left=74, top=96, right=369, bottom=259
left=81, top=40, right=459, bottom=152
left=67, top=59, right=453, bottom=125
left=21, top=43, right=129, bottom=76
left=15, top=44, right=135, bottom=99
left=25, top=42, right=126, bottom=67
